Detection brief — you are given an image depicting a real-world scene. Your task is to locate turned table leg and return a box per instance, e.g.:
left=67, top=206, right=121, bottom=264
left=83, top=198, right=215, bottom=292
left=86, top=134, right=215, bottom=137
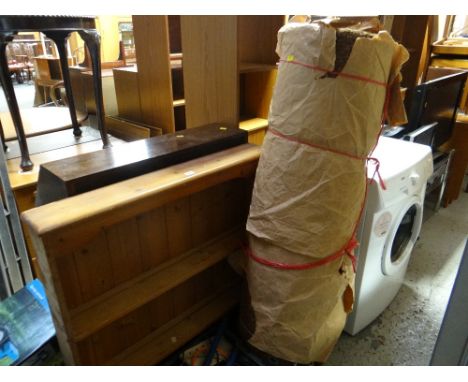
left=0, top=34, right=33, bottom=171
left=78, top=29, right=110, bottom=148
left=44, top=31, right=82, bottom=137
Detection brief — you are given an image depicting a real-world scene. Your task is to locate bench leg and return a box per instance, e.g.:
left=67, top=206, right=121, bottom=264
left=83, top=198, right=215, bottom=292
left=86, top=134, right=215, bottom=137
left=44, top=31, right=82, bottom=137
left=78, top=29, right=110, bottom=148
left=0, top=34, right=33, bottom=171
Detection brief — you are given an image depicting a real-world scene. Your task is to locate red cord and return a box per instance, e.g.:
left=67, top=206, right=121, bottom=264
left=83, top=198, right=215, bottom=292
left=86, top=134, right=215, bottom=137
left=245, top=61, right=391, bottom=273
left=278, top=58, right=388, bottom=88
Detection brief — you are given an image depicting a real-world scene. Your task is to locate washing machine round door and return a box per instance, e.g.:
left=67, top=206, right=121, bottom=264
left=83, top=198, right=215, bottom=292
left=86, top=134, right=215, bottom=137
left=381, top=198, right=423, bottom=276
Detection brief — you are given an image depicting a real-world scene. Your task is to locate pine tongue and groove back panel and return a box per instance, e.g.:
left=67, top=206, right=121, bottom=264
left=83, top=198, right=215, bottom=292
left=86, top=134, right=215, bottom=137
left=29, top=169, right=253, bottom=365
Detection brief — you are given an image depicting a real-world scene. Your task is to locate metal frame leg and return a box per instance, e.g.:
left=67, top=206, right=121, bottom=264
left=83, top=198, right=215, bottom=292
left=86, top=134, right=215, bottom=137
left=0, top=33, right=33, bottom=171
left=44, top=30, right=82, bottom=137
left=0, top=119, right=7, bottom=152
left=78, top=29, right=110, bottom=148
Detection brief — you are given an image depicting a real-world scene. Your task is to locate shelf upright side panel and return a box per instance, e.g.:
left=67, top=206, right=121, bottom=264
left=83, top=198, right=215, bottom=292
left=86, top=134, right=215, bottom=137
left=132, top=15, right=175, bottom=134
left=181, top=16, right=238, bottom=129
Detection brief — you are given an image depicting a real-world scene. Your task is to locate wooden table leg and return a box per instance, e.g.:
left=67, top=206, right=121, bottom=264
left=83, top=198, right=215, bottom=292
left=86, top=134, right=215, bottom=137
left=0, top=34, right=33, bottom=171
left=44, top=30, right=82, bottom=137
left=78, top=29, right=110, bottom=148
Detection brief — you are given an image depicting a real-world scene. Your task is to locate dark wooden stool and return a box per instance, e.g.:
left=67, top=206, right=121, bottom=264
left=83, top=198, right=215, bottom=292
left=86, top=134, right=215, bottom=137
left=0, top=15, right=110, bottom=171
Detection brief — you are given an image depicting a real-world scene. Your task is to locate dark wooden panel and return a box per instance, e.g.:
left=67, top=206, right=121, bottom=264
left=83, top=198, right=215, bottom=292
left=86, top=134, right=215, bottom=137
left=391, top=16, right=429, bottom=90
left=36, top=124, right=247, bottom=205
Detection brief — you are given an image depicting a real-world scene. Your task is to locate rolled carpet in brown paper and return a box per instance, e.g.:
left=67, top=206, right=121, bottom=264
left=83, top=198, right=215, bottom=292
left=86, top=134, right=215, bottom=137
left=240, top=20, right=409, bottom=364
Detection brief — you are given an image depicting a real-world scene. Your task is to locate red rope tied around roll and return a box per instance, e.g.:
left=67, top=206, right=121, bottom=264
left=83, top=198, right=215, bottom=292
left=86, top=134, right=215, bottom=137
left=278, top=58, right=389, bottom=88
left=244, top=57, right=392, bottom=273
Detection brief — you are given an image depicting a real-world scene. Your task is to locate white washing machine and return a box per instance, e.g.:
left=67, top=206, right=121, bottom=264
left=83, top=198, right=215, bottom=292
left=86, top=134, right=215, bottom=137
left=345, top=137, right=433, bottom=335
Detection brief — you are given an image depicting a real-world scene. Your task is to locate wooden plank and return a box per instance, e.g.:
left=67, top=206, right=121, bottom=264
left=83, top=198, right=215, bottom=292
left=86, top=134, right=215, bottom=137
left=165, top=197, right=193, bottom=258
left=239, top=63, right=277, bottom=73
left=69, top=227, right=242, bottom=341
left=172, top=276, right=198, bottom=317
left=239, top=117, right=268, bottom=132
left=238, top=16, right=284, bottom=65
left=73, top=231, right=115, bottom=303
left=105, top=218, right=143, bottom=284
left=105, top=286, right=239, bottom=365
left=133, top=16, right=175, bottom=134
left=181, top=16, right=238, bottom=129
left=91, top=304, right=153, bottom=365
left=76, top=339, right=97, bottom=365
left=189, top=188, right=214, bottom=247
left=35, top=124, right=247, bottom=205
left=147, top=290, right=175, bottom=331
left=113, top=66, right=142, bottom=122
left=22, top=144, right=261, bottom=249
left=136, top=206, right=170, bottom=271
left=247, top=129, right=267, bottom=145
left=240, top=118, right=268, bottom=145
left=239, top=118, right=268, bottom=133
left=28, top=234, right=78, bottom=365
left=391, top=16, right=430, bottom=89
left=104, top=115, right=154, bottom=141
left=55, top=255, right=83, bottom=309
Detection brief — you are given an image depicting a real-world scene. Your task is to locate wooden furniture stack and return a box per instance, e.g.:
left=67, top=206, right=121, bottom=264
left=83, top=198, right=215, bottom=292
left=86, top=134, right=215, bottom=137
left=22, top=144, right=260, bottom=365
left=112, top=16, right=184, bottom=137
left=14, top=16, right=285, bottom=364
left=112, top=16, right=284, bottom=144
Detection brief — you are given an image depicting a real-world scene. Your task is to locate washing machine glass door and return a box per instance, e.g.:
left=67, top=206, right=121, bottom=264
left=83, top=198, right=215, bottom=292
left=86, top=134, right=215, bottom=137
left=382, top=198, right=423, bottom=276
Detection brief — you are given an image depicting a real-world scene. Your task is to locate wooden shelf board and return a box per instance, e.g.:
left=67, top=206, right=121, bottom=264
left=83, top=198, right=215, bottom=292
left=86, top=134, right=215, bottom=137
left=431, top=57, right=468, bottom=70
left=105, top=285, right=239, bottom=365
left=113, top=65, right=138, bottom=73
left=70, top=227, right=243, bottom=342
left=239, top=62, right=277, bottom=73
left=239, top=117, right=268, bottom=133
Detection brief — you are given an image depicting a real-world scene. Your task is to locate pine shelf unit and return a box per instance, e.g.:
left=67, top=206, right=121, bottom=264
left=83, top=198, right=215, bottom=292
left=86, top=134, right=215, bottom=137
left=22, top=144, right=261, bottom=365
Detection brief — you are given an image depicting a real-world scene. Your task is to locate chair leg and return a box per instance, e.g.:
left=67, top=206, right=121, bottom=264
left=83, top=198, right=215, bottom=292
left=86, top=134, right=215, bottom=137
left=0, top=34, right=32, bottom=171
left=78, top=29, right=110, bottom=148
left=44, top=31, right=82, bottom=137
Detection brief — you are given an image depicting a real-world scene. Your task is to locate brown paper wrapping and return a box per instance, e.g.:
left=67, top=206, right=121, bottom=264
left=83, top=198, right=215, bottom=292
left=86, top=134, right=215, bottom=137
left=241, top=21, right=409, bottom=364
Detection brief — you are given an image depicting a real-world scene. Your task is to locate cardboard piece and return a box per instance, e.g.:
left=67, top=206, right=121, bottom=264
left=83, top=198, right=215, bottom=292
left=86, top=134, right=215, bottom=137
left=241, top=21, right=409, bottom=364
